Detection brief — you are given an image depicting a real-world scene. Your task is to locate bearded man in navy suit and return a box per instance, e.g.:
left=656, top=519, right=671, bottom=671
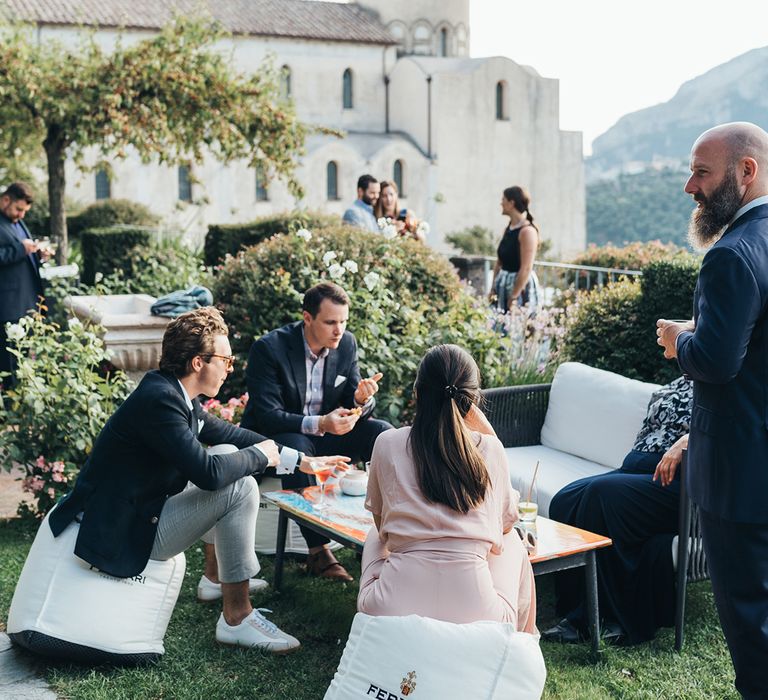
left=657, top=122, right=768, bottom=700
left=0, top=182, right=48, bottom=388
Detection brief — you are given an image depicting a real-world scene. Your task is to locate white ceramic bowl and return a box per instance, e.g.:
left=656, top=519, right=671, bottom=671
left=340, top=470, right=368, bottom=496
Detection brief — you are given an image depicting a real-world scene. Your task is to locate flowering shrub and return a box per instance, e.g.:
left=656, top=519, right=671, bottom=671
left=570, top=240, right=694, bottom=271
left=489, top=304, right=569, bottom=386
left=0, top=311, right=132, bottom=518
left=201, top=393, right=248, bottom=424
left=212, top=224, right=523, bottom=423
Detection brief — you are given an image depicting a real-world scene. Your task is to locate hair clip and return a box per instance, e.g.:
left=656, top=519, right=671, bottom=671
left=444, top=384, right=458, bottom=398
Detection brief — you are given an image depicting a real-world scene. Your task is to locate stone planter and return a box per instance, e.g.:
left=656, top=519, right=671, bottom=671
left=449, top=255, right=494, bottom=296
left=65, top=294, right=171, bottom=382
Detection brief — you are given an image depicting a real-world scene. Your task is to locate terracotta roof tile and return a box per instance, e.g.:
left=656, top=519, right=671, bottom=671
left=2, top=0, right=396, bottom=45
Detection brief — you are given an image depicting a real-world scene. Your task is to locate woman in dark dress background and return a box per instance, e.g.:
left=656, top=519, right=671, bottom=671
left=489, top=185, right=541, bottom=313
left=543, top=376, right=693, bottom=645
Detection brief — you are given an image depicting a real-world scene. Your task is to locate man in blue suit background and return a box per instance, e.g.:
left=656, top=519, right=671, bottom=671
left=0, top=182, right=46, bottom=388
left=658, top=122, right=768, bottom=699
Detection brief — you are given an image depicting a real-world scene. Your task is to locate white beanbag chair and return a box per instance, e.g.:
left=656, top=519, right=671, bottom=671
left=325, top=613, right=546, bottom=700
left=7, top=508, right=185, bottom=666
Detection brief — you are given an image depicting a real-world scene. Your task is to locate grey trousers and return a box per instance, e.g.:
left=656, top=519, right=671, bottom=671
left=149, top=445, right=260, bottom=583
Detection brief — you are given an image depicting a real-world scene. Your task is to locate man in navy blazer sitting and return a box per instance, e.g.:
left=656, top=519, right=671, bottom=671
left=49, top=307, right=347, bottom=653
left=240, top=282, right=393, bottom=581
left=658, top=122, right=768, bottom=699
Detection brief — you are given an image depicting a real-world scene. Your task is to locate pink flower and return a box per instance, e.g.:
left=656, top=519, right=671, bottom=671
left=35, top=455, right=46, bottom=468
left=219, top=407, right=235, bottom=422
left=52, top=461, right=65, bottom=472
left=52, top=472, right=64, bottom=483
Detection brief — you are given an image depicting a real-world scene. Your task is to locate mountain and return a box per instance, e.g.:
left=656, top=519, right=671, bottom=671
left=587, top=45, right=768, bottom=179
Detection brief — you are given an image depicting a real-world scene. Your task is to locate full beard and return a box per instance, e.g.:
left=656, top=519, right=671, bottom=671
left=687, top=169, right=743, bottom=250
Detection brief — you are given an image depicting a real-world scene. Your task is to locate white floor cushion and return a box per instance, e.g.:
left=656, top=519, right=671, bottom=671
left=7, top=508, right=185, bottom=666
left=505, top=445, right=615, bottom=517
left=540, top=362, right=659, bottom=468
left=325, top=613, right=546, bottom=700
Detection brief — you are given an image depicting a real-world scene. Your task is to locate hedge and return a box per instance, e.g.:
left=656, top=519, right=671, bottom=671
left=80, top=225, right=154, bottom=285
left=68, top=199, right=159, bottom=240
left=211, top=225, right=508, bottom=424
left=563, top=258, right=700, bottom=384
left=203, top=211, right=340, bottom=267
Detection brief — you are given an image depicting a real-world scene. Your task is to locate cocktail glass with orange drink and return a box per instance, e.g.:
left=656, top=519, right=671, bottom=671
left=310, top=461, right=336, bottom=510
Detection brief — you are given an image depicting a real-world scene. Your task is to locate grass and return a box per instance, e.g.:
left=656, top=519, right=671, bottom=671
left=0, top=517, right=739, bottom=699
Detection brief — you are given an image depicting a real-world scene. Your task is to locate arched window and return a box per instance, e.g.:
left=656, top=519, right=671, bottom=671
left=280, top=65, right=291, bottom=99
left=178, top=165, right=192, bottom=202
left=439, top=28, right=448, bottom=57
left=393, top=160, right=404, bottom=195
left=342, top=69, right=353, bottom=109
left=255, top=163, right=269, bottom=201
left=495, top=81, right=508, bottom=120
left=412, top=23, right=431, bottom=55
left=326, top=161, right=339, bottom=200
left=95, top=169, right=111, bottom=200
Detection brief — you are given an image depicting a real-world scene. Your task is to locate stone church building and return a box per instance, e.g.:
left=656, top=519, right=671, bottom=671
left=8, top=0, right=585, bottom=254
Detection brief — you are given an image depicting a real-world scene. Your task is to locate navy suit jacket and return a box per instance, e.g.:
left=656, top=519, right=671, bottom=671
left=677, top=203, right=768, bottom=523
left=240, top=321, right=372, bottom=436
left=0, top=214, right=43, bottom=322
left=49, top=370, right=275, bottom=578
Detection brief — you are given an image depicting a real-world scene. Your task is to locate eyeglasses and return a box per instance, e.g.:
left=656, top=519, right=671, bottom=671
left=203, top=353, right=236, bottom=369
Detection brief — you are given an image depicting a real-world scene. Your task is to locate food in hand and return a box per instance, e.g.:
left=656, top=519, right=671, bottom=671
left=349, top=406, right=363, bottom=416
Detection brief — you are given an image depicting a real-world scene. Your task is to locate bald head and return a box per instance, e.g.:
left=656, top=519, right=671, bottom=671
left=693, top=122, right=768, bottom=183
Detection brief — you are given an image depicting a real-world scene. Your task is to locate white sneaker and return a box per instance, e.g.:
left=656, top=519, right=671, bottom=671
left=197, top=574, right=269, bottom=601
left=215, top=609, right=301, bottom=654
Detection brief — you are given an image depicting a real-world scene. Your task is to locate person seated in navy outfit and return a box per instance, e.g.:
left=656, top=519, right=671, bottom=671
left=543, top=376, right=692, bottom=645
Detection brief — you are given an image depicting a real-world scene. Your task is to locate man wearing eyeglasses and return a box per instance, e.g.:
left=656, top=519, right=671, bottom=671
left=49, top=307, right=348, bottom=653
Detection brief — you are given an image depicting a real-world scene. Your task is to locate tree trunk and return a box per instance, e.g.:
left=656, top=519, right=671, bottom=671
left=44, top=128, right=68, bottom=265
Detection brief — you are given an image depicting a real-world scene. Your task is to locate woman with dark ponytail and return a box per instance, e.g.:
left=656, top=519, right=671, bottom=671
left=358, top=345, right=536, bottom=629
left=489, top=185, right=541, bottom=313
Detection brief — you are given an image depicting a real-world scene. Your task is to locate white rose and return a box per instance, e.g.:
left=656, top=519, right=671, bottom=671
left=322, top=251, right=337, bottom=266
left=296, top=228, right=312, bottom=241
left=5, top=323, right=25, bottom=341
left=328, top=263, right=345, bottom=280
left=343, top=259, right=358, bottom=274
left=67, top=317, right=82, bottom=330
left=381, top=223, right=397, bottom=239
left=363, top=271, right=381, bottom=291
left=417, top=221, right=430, bottom=236
left=377, top=217, right=388, bottom=229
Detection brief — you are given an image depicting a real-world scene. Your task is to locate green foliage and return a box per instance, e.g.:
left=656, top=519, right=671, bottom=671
left=0, top=16, right=314, bottom=262
left=571, top=239, right=693, bottom=270
left=0, top=312, right=131, bottom=517
left=445, top=225, right=496, bottom=256
left=80, top=225, right=153, bottom=285
left=204, top=211, right=339, bottom=266
left=563, top=257, right=701, bottom=383
left=587, top=167, right=694, bottom=247
left=212, top=225, right=507, bottom=423
left=67, top=199, right=159, bottom=240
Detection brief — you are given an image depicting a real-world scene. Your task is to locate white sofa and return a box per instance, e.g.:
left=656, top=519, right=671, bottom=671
left=485, top=362, right=660, bottom=517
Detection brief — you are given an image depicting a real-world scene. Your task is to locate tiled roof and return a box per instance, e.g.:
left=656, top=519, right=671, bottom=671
left=2, top=0, right=396, bottom=45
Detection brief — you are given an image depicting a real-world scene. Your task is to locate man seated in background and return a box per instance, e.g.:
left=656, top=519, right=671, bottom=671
left=240, top=282, right=392, bottom=581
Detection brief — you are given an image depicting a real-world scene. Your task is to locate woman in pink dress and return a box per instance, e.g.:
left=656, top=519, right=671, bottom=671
left=358, top=345, right=537, bottom=630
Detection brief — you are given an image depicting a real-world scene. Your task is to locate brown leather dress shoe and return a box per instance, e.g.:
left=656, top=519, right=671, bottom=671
left=306, top=548, right=353, bottom=582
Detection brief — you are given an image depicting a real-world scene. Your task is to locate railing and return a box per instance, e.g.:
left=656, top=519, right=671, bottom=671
left=448, top=255, right=643, bottom=300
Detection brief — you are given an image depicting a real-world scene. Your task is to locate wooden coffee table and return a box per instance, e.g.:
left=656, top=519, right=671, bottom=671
left=265, top=486, right=612, bottom=658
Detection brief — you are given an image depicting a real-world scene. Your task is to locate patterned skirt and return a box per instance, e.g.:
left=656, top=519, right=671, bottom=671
left=493, top=269, right=541, bottom=313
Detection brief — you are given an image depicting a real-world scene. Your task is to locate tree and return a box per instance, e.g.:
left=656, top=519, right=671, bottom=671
left=0, top=16, right=311, bottom=263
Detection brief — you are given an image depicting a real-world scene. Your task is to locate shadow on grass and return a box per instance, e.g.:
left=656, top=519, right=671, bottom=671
left=0, top=518, right=739, bottom=700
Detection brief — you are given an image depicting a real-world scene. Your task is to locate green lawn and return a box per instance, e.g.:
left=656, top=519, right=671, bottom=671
left=0, top=518, right=738, bottom=699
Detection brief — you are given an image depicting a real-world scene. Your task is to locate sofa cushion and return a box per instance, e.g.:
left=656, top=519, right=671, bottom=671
left=540, top=362, right=660, bottom=468
left=505, top=445, right=614, bottom=517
